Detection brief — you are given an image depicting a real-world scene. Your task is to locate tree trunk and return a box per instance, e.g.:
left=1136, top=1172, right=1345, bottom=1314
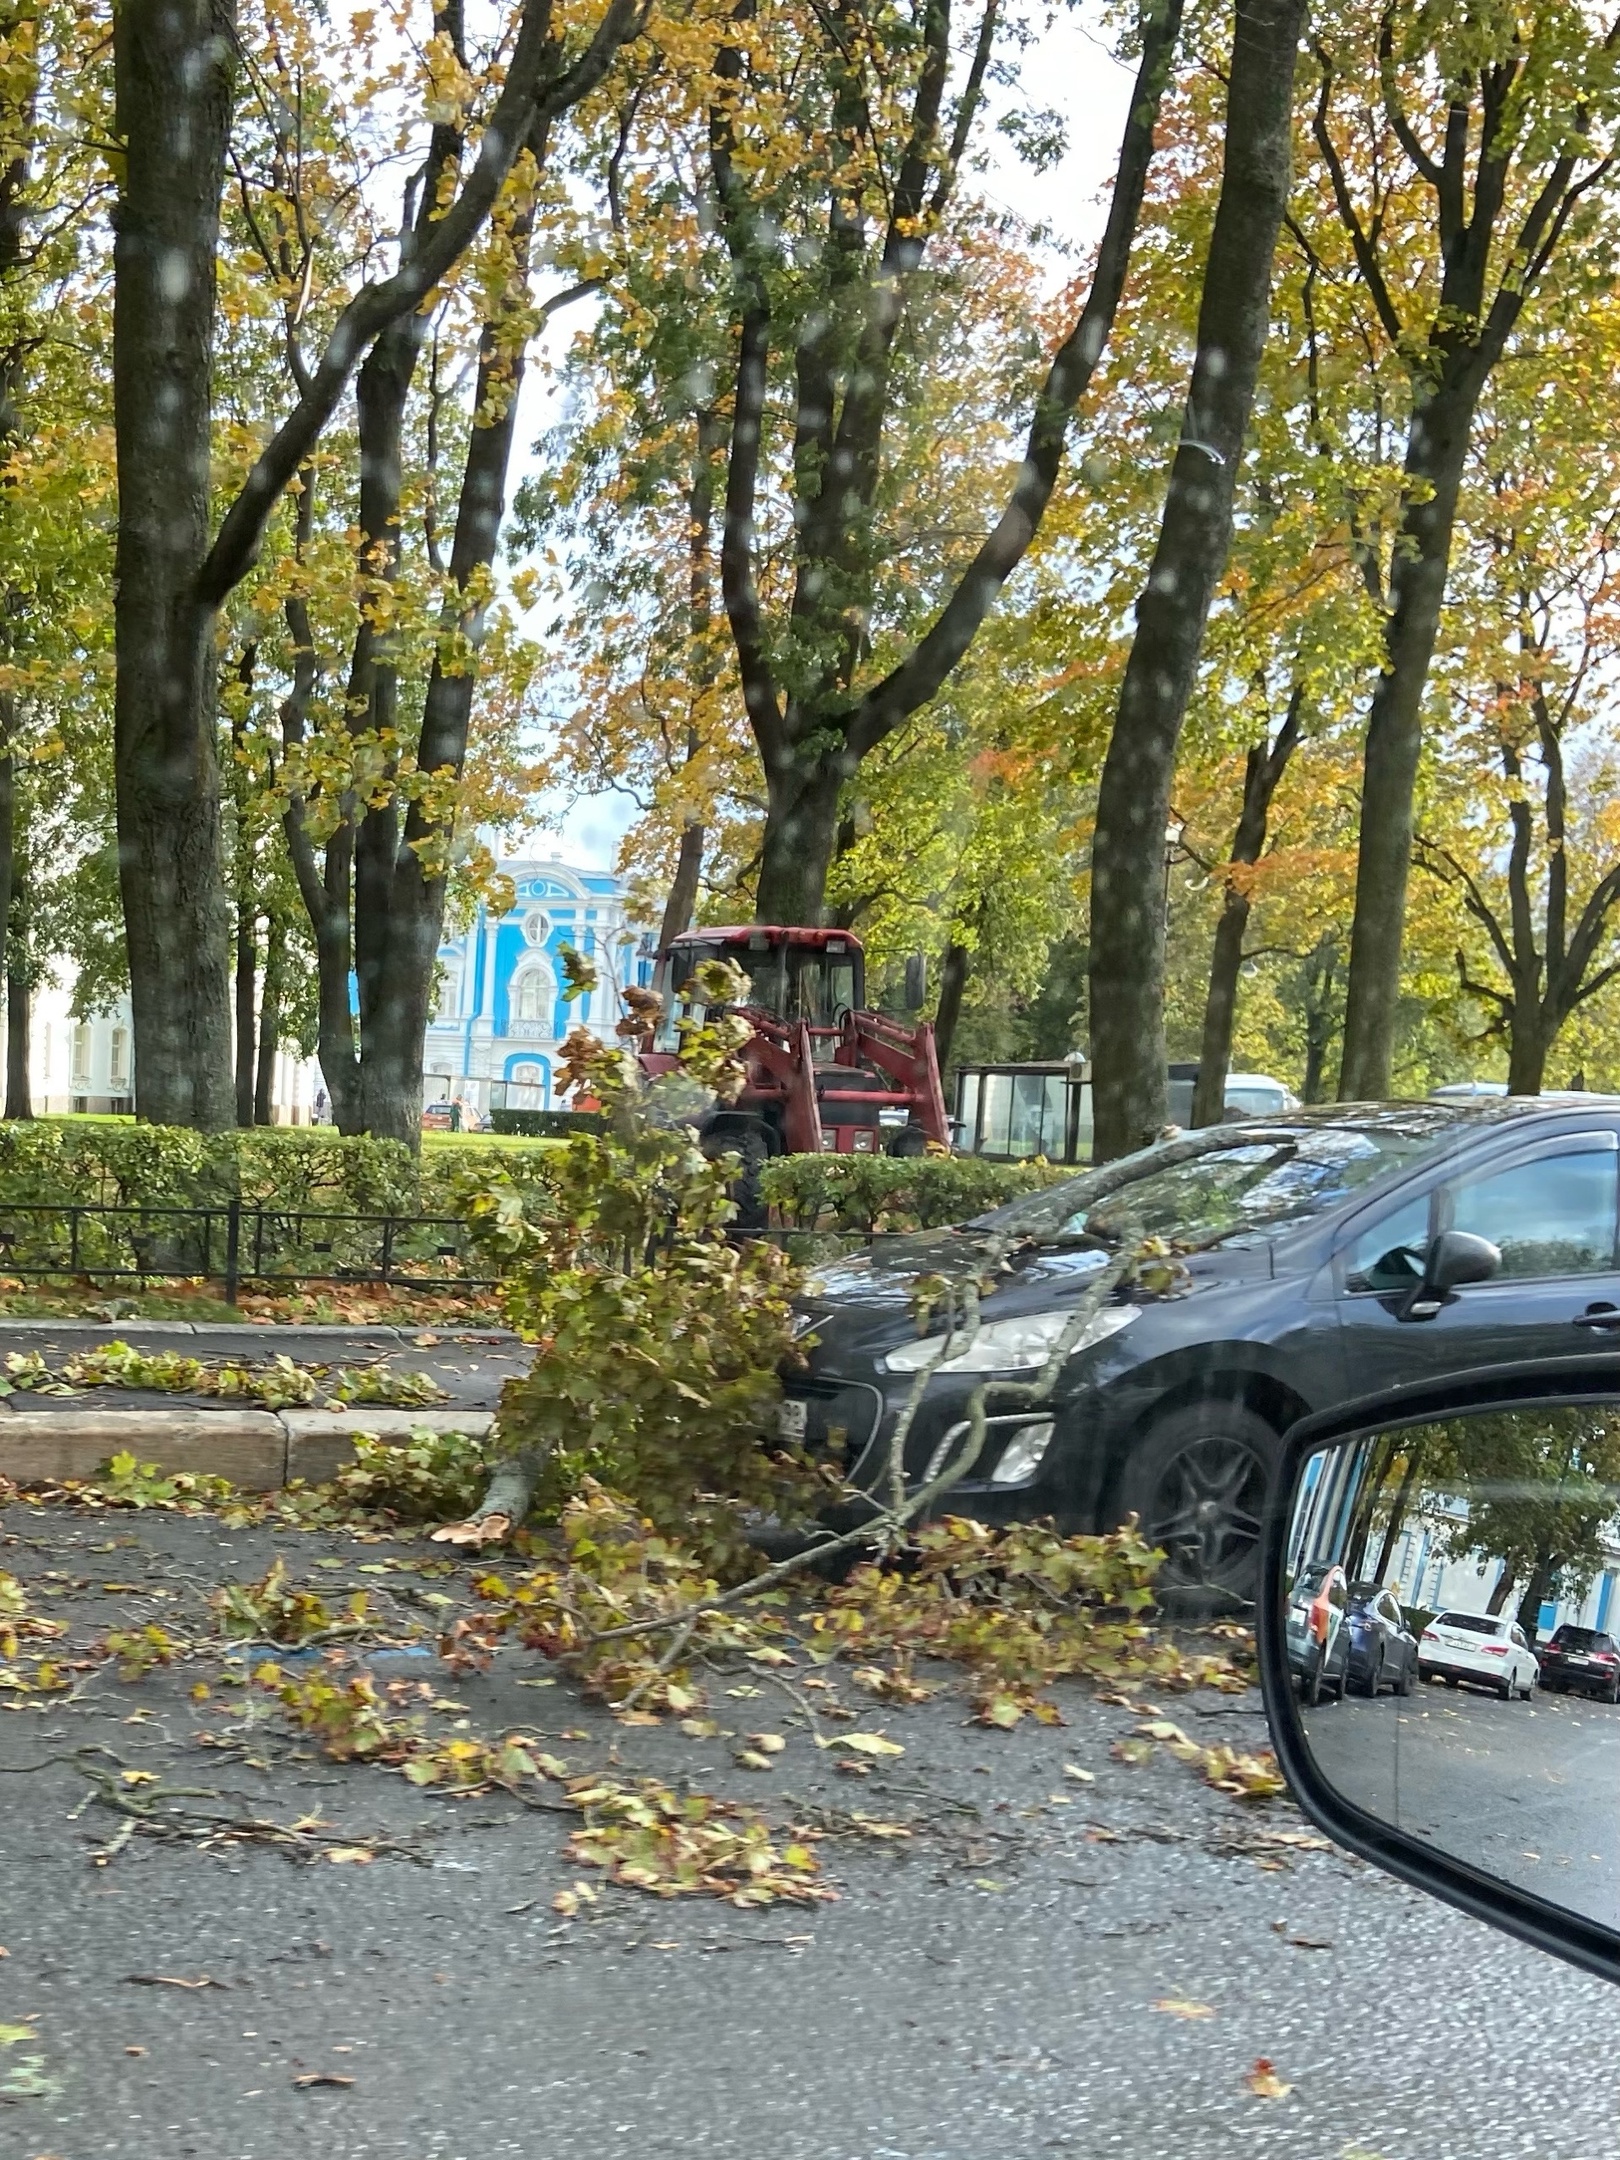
left=1190, top=700, right=1302, bottom=1128
left=1506, top=1020, right=1548, bottom=1097
left=1301, top=937, right=1339, bottom=1102
left=933, top=939, right=970, bottom=1074
left=234, top=898, right=257, bottom=1127
left=0, top=749, right=14, bottom=1027
left=1516, top=1560, right=1556, bottom=1648
left=1486, top=1567, right=1515, bottom=1617
left=112, top=0, right=237, bottom=1130
left=254, top=913, right=284, bottom=1125
left=1337, top=390, right=1477, bottom=1100
left=1086, top=0, right=1305, bottom=1163
left=5, top=833, right=28, bottom=1120
left=658, top=819, right=705, bottom=951
left=754, top=754, right=844, bottom=924
left=1371, top=1437, right=1428, bottom=1588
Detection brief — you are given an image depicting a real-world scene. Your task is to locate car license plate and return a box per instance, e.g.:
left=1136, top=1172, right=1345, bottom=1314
left=1573, top=1655, right=1594, bottom=1666
left=777, top=1399, right=808, bottom=1442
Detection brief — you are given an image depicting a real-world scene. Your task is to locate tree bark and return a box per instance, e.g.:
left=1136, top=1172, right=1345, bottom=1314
left=933, top=939, right=970, bottom=1073
left=1337, top=392, right=1475, bottom=1099
left=1190, top=692, right=1302, bottom=1128
left=658, top=819, right=705, bottom=950
left=1087, top=0, right=1306, bottom=1163
left=234, top=899, right=257, bottom=1127
left=5, top=824, right=28, bottom=1120
left=112, top=0, right=238, bottom=1128
left=1300, top=936, right=1339, bottom=1102
left=254, top=913, right=284, bottom=1125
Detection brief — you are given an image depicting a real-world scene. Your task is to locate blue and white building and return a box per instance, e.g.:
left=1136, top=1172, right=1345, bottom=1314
left=422, top=856, right=657, bottom=1114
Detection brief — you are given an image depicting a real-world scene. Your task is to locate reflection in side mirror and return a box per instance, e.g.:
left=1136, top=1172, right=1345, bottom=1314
left=1277, top=1396, right=1620, bottom=1937
left=1401, top=1228, right=1501, bottom=1318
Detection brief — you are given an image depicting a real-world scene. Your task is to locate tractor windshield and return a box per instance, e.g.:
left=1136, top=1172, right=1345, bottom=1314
left=666, top=938, right=861, bottom=1029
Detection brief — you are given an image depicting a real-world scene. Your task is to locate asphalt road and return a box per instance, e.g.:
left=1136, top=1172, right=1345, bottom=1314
left=1303, top=1679, right=1620, bottom=1932
left=5, top=1510, right=1620, bottom=2157
left=0, top=1323, right=530, bottom=1414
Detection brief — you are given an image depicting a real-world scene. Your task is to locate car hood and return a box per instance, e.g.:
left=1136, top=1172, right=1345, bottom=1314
left=796, top=1225, right=1273, bottom=1350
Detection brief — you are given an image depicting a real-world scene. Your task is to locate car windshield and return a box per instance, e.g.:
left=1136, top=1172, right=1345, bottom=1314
left=1553, top=1627, right=1608, bottom=1650
left=1437, top=1613, right=1501, bottom=1636
left=968, top=1118, right=1448, bottom=1248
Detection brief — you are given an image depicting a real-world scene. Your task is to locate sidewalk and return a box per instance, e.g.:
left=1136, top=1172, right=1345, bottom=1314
left=0, top=1319, right=522, bottom=1489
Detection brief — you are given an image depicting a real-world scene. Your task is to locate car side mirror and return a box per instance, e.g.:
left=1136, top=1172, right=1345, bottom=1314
left=1399, top=1228, right=1500, bottom=1319
left=903, top=953, right=927, bottom=1011
left=1261, top=1379, right=1620, bottom=1988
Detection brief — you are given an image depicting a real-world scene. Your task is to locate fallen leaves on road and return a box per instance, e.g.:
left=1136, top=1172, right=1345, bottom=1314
left=1271, top=1921, right=1334, bottom=1949
left=291, top=2072, right=355, bottom=2089
left=1151, top=1998, right=1216, bottom=2020
left=1062, top=1763, right=1095, bottom=1783
left=1245, top=2057, right=1294, bottom=2099
left=123, top=1974, right=229, bottom=1991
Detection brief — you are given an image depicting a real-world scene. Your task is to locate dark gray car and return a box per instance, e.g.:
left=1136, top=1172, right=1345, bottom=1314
left=784, top=1097, right=1620, bottom=1603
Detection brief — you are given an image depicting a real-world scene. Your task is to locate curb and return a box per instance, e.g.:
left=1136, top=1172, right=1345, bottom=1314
left=0, top=1320, right=518, bottom=1342
left=0, top=1405, right=496, bottom=1494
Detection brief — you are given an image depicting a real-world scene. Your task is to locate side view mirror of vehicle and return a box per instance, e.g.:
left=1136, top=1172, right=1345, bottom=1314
left=1400, top=1228, right=1501, bottom=1319
left=1261, top=1375, right=1620, bottom=1987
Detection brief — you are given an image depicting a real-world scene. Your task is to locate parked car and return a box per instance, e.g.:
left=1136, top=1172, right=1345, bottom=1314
left=1345, top=1582, right=1419, bottom=1696
left=1285, top=1560, right=1351, bottom=1704
left=1417, top=1610, right=1540, bottom=1698
left=1537, top=1622, right=1620, bottom=1701
left=786, top=1095, right=1620, bottom=1605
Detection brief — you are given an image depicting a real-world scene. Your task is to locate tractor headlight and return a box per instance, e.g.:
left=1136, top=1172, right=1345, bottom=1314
left=881, top=1304, right=1137, bottom=1375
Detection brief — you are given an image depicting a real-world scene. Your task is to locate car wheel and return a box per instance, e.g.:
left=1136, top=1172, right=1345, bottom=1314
left=1118, top=1400, right=1278, bottom=1613
left=1395, top=1652, right=1414, bottom=1698
left=1300, top=1653, right=1323, bottom=1709
left=1498, top=1674, right=1513, bottom=1700
left=1445, top=1675, right=1459, bottom=1687
left=1607, top=1678, right=1619, bottom=1706
left=1352, top=1646, right=1383, bottom=1698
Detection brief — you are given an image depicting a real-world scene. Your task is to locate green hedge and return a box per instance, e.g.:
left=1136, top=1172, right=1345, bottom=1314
left=758, top=1152, right=1071, bottom=1233
left=489, top=1108, right=606, bottom=1138
left=0, top=1120, right=563, bottom=1282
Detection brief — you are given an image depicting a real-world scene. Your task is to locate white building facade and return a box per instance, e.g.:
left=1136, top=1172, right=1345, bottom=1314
left=423, top=857, right=656, bottom=1114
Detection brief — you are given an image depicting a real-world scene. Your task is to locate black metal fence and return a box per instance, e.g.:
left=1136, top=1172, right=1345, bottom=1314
left=0, top=1202, right=498, bottom=1303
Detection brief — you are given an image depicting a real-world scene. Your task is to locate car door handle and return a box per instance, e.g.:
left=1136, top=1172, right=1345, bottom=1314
left=1573, top=1305, right=1620, bottom=1330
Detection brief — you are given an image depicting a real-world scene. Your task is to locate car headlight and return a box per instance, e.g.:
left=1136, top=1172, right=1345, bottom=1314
left=880, top=1303, right=1138, bottom=1375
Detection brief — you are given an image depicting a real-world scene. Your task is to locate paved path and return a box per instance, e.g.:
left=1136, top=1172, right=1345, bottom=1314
left=4, top=1507, right=1620, bottom=2158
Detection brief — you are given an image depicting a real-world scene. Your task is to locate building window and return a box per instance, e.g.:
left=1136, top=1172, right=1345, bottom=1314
left=511, top=964, right=554, bottom=1025
left=108, top=1027, right=130, bottom=1091
left=522, top=909, right=552, bottom=948
left=71, top=1023, right=91, bottom=1091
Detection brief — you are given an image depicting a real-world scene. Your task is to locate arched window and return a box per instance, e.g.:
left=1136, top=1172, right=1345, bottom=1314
left=510, top=964, right=555, bottom=1025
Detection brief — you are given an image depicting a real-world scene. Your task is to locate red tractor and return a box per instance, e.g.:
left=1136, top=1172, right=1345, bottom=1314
left=640, top=926, right=950, bottom=1218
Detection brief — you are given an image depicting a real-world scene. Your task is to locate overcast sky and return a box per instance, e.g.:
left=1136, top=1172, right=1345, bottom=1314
left=532, top=10, right=1136, bottom=873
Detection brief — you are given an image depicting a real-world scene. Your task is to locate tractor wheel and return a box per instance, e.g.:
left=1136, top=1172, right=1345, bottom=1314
left=703, top=1126, right=771, bottom=1231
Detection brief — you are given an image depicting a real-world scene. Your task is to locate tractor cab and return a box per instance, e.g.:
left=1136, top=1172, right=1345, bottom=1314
left=643, top=923, right=949, bottom=1198
left=658, top=927, right=863, bottom=1055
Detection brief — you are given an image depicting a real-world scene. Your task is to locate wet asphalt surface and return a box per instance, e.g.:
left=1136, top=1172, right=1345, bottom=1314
left=0, top=1324, right=528, bottom=1414
left=4, top=1511, right=1620, bottom=2156
left=1304, top=1681, right=1620, bottom=1931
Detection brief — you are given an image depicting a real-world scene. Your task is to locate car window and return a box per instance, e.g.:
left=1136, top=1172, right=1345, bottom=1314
left=1380, top=1595, right=1402, bottom=1627
left=1343, top=1191, right=1432, bottom=1291
left=1446, top=1146, right=1619, bottom=1278
left=972, top=1114, right=1463, bottom=1246
left=1437, top=1612, right=1499, bottom=1635
left=1511, top=1625, right=1528, bottom=1648
left=1328, top=1577, right=1346, bottom=1610
left=1555, top=1626, right=1600, bottom=1650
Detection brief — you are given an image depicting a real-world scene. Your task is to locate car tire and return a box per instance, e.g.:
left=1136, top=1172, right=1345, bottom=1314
left=1356, top=1646, right=1384, bottom=1699
left=1117, top=1399, right=1279, bottom=1614
left=1607, top=1678, right=1619, bottom=1706
left=1395, top=1652, right=1414, bottom=1697
left=1498, top=1675, right=1513, bottom=1700
left=1300, top=1653, right=1323, bottom=1709
left=1445, top=1675, right=1459, bottom=1687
